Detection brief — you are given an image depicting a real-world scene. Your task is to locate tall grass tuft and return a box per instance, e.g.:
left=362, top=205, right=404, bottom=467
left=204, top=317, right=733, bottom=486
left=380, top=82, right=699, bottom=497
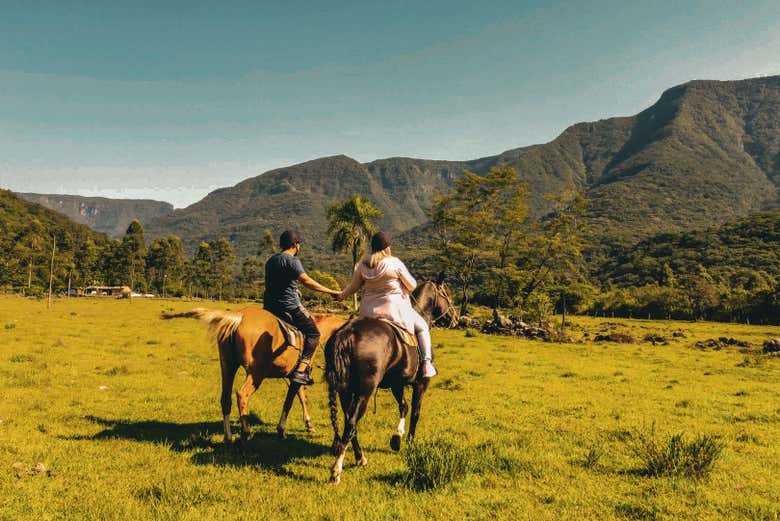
left=402, top=438, right=473, bottom=490
left=582, top=442, right=604, bottom=469
left=629, top=425, right=724, bottom=479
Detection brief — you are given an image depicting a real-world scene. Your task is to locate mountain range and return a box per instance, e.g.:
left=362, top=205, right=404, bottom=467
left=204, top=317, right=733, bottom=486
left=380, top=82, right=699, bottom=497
left=16, top=75, right=780, bottom=257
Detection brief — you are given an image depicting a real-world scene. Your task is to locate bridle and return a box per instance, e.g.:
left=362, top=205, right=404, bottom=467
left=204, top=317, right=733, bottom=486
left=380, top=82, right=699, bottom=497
left=411, top=281, right=457, bottom=327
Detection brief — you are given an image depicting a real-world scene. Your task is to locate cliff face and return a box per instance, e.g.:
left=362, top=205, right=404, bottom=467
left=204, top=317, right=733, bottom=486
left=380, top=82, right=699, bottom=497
left=17, top=193, right=173, bottom=238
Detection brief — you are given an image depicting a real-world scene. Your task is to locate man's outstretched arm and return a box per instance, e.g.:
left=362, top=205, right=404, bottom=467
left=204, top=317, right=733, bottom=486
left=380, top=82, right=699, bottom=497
left=298, top=273, right=340, bottom=296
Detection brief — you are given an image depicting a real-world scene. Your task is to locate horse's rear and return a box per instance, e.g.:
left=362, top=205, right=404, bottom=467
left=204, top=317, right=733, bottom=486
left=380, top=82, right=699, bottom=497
left=325, top=317, right=428, bottom=484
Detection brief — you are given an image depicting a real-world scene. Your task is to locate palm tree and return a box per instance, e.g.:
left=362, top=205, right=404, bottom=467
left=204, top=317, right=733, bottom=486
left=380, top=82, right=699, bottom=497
left=326, top=195, right=382, bottom=309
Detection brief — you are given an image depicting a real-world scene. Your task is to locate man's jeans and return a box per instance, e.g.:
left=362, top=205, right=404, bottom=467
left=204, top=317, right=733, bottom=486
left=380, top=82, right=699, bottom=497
left=266, top=304, right=321, bottom=363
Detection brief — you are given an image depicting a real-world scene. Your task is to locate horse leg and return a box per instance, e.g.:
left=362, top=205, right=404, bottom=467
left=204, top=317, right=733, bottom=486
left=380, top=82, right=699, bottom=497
left=351, top=436, right=366, bottom=467
left=350, top=395, right=371, bottom=467
left=276, top=381, right=301, bottom=440
left=330, top=392, right=353, bottom=484
left=219, top=349, right=240, bottom=444
left=297, top=385, right=315, bottom=433
left=331, top=393, right=370, bottom=483
left=236, top=372, right=263, bottom=448
left=407, top=379, right=430, bottom=443
left=389, top=384, right=408, bottom=452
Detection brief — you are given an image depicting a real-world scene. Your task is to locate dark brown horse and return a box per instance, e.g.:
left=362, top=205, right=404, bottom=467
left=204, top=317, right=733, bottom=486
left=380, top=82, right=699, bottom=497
left=162, top=307, right=344, bottom=446
left=325, top=277, right=457, bottom=483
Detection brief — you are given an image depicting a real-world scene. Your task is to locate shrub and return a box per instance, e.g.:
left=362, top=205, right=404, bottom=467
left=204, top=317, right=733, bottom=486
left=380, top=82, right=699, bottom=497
left=434, top=378, right=463, bottom=391
left=464, top=329, right=479, bottom=338
left=472, top=442, right=523, bottom=474
left=629, top=426, right=724, bottom=479
left=581, top=442, right=604, bottom=469
left=402, top=438, right=473, bottom=490
left=525, top=291, right=553, bottom=326
left=105, top=366, right=129, bottom=376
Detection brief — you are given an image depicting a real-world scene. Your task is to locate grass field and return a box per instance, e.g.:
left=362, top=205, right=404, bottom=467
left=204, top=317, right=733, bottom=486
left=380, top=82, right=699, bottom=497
left=1, top=296, right=779, bottom=520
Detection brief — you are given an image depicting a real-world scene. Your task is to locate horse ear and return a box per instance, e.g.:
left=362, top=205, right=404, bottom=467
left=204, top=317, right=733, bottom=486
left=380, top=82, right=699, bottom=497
left=435, top=271, right=446, bottom=284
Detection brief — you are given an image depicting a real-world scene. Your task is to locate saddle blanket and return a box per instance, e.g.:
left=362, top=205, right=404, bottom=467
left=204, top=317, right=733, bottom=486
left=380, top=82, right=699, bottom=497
left=380, top=319, right=418, bottom=348
left=276, top=317, right=304, bottom=349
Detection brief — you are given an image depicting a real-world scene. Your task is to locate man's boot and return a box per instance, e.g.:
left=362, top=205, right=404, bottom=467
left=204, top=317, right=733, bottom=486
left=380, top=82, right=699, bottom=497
left=289, top=359, right=314, bottom=386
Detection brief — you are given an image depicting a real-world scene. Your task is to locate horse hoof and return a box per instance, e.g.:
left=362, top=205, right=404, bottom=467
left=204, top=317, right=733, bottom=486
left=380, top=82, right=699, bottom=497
left=329, top=474, right=341, bottom=485
left=356, top=456, right=368, bottom=467
left=390, top=434, right=402, bottom=452
left=306, top=424, right=316, bottom=434
left=276, top=426, right=287, bottom=440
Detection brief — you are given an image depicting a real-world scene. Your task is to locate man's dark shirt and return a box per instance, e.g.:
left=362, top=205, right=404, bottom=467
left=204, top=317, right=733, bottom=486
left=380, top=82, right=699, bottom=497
left=264, top=252, right=305, bottom=311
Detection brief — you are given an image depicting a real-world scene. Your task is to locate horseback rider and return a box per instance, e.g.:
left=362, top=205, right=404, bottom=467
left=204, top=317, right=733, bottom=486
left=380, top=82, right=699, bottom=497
left=264, top=229, right=341, bottom=386
left=337, top=231, right=437, bottom=377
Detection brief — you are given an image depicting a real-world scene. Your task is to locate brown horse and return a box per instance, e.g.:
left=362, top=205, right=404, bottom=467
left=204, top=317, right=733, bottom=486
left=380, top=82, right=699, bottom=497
left=325, top=278, right=457, bottom=484
left=162, top=307, right=344, bottom=445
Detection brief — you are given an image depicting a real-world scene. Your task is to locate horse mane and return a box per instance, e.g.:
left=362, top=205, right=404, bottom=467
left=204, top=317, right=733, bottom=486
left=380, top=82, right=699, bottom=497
left=161, top=307, right=243, bottom=345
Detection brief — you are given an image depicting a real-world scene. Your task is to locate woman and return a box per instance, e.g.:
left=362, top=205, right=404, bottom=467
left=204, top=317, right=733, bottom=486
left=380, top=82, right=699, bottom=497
left=338, top=231, right=437, bottom=377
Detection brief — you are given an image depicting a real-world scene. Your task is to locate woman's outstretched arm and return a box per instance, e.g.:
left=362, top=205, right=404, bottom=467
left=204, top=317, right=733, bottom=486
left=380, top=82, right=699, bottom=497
left=338, top=266, right=364, bottom=300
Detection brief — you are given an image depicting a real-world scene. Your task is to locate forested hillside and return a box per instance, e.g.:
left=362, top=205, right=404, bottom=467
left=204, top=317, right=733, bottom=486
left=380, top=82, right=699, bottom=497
left=589, top=209, right=780, bottom=323
left=0, top=190, right=109, bottom=293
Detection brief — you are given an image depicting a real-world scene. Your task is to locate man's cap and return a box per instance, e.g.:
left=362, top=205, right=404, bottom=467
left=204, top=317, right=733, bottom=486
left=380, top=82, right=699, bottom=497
left=280, top=229, right=303, bottom=249
left=370, top=231, right=391, bottom=253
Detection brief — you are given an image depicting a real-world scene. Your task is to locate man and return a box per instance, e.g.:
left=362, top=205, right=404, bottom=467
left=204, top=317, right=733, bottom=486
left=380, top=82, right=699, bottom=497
left=264, top=229, right=341, bottom=385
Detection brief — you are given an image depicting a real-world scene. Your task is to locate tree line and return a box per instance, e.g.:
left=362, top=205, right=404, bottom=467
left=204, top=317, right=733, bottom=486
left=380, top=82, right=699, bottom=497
left=2, top=177, right=779, bottom=324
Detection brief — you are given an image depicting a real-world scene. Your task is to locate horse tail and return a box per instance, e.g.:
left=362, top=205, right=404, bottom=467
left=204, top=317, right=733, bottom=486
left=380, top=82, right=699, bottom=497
left=161, top=307, right=243, bottom=345
left=325, top=322, right=353, bottom=447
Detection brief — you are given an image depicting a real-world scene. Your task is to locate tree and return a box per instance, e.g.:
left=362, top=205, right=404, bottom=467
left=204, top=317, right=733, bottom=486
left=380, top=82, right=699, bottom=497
left=327, top=195, right=382, bottom=308
left=186, top=239, right=235, bottom=300
left=258, top=229, right=275, bottom=257
left=517, top=187, right=588, bottom=312
left=210, top=238, right=235, bottom=301
left=146, top=236, right=187, bottom=297
left=118, top=220, right=147, bottom=291
left=237, top=256, right=263, bottom=300
left=75, top=238, right=102, bottom=286
left=15, top=218, right=46, bottom=291
left=431, top=167, right=528, bottom=315
left=190, top=242, right=213, bottom=298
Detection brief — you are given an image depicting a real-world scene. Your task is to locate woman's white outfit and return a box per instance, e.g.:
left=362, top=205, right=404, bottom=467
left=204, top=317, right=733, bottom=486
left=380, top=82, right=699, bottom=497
left=340, top=256, right=437, bottom=377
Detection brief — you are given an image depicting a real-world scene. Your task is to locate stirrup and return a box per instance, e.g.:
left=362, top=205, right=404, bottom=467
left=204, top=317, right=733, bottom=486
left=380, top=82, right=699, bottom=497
left=290, top=367, right=314, bottom=386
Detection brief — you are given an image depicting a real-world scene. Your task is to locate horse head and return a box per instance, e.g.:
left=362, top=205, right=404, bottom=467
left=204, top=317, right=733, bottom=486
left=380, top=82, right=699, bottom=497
left=412, top=277, right=459, bottom=328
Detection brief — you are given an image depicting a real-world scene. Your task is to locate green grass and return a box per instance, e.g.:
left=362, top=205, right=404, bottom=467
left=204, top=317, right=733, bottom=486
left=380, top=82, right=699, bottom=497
left=1, top=296, right=779, bottom=520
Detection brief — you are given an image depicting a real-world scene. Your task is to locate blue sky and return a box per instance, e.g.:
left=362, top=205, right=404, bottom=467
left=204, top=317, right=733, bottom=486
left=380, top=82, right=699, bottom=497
left=1, top=0, right=779, bottom=207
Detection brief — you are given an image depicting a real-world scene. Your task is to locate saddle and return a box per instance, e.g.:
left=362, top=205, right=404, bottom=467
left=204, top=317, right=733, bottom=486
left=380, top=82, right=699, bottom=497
left=381, top=320, right=424, bottom=377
